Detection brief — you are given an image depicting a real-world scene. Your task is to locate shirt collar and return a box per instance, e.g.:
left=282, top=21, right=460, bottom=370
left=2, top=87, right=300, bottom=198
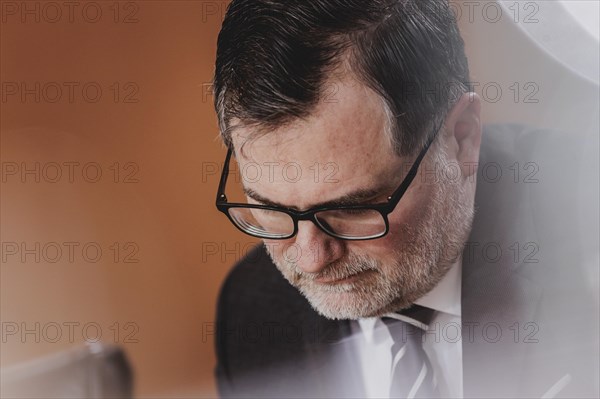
left=357, top=258, right=462, bottom=335
left=414, top=258, right=462, bottom=317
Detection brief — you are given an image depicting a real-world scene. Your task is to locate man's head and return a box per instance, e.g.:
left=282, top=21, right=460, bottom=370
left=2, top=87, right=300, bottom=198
left=213, top=0, right=482, bottom=319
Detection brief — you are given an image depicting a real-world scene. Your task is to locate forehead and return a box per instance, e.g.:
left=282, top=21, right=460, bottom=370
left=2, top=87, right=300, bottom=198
left=230, top=75, right=401, bottom=209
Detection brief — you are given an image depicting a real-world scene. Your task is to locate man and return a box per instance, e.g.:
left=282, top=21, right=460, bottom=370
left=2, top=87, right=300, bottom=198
left=211, top=1, right=598, bottom=398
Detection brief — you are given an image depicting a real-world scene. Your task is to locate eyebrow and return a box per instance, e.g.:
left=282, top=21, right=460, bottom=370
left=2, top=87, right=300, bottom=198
left=243, top=184, right=392, bottom=211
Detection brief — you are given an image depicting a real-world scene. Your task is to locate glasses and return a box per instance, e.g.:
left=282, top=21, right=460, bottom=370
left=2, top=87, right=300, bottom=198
left=215, top=123, right=440, bottom=241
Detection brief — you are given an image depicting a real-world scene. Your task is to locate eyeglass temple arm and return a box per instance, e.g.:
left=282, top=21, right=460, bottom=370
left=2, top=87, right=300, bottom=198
left=216, top=148, right=233, bottom=204
left=387, top=124, right=440, bottom=204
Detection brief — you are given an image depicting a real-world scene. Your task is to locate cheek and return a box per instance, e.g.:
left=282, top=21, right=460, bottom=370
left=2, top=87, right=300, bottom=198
left=347, top=233, right=400, bottom=262
left=352, top=185, right=434, bottom=259
left=389, top=182, right=435, bottom=227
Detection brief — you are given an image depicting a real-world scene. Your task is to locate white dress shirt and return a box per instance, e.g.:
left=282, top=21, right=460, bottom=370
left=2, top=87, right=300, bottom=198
left=351, top=259, right=463, bottom=398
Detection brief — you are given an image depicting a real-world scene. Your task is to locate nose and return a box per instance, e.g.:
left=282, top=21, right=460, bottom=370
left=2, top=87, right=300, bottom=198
left=292, top=220, right=345, bottom=274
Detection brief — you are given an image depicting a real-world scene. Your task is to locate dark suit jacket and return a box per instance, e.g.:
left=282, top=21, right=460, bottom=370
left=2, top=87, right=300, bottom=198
left=214, top=124, right=599, bottom=398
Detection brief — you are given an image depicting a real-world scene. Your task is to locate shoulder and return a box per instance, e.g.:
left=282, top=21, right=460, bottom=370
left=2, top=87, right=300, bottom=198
left=214, top=244, right=337, bottom=395
left=216, top=244, right=309, bottom=318
left=476, top=123, right=591, bottom=247
left=472, top=123, right=593, bottom=277
left=214, top=243, right=320, bottom=358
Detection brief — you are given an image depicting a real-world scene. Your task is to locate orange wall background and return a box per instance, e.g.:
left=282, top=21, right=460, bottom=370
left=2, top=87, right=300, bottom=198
left=1, top=1, right=597, bottom=398
left=0, top=1, right=255, bottom=397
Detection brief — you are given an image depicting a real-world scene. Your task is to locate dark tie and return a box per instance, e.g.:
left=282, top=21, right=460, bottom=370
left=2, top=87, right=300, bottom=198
left=382, top=304, right=440, bottom=399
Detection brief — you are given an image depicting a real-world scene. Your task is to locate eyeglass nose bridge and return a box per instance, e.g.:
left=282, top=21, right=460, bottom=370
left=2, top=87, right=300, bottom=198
left=289, top=207, right=391, bottom=241
left=288, top=209, right=340, bottom=239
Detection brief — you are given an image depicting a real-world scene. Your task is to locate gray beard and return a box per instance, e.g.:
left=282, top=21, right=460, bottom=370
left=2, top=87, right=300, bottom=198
left=265, top=149, right=475, bottom=320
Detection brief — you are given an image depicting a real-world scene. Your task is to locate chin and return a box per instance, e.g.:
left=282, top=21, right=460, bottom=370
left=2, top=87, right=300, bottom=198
left=300, top=287, right=397, bottom=320
left=300, top=274, right=434, bottom=320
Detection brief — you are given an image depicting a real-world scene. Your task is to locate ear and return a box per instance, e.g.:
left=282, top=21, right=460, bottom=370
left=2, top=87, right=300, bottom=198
left=443, top=92, right=482, bottom=177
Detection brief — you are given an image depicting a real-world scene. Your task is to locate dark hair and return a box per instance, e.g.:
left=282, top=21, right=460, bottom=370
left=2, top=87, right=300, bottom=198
left=213, top=0, right=470, bottom=156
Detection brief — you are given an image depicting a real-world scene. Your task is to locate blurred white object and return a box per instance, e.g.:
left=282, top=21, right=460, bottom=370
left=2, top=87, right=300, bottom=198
left=0, top=344, right=133, bottom=398
left=562, top=1, right=600, bottom=41
left=499, top=0, right=599, bottom=85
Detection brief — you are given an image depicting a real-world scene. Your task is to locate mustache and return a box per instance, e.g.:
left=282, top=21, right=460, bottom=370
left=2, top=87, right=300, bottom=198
left=291, top=253, right=380, bottom=281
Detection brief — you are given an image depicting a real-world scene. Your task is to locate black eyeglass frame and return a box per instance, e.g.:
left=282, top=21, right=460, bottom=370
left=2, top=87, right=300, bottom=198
left=215, top=122, right=442, bottom=241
